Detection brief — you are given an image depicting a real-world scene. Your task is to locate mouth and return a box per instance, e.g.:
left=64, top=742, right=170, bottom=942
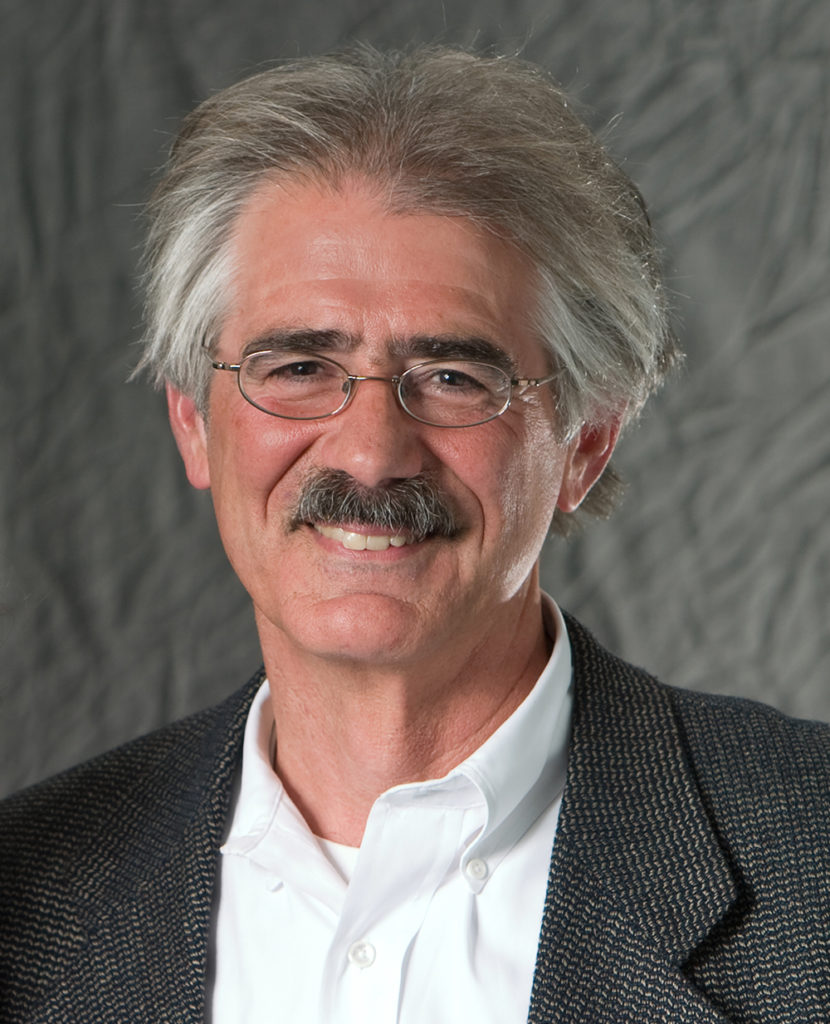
left=290, top=469, right=461, bottom=551
left=313, top=523, right=413, bottom=551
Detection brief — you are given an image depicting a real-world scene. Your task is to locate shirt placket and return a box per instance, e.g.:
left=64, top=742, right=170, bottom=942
left=320, top=786, right=484, bottom=1023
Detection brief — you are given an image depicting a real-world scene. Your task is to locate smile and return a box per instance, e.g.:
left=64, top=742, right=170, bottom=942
left=313, top=524, right=412, bottom=551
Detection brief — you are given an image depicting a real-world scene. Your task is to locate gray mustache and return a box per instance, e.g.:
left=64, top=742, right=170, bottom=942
left=289, top=470, right=461, bottom=542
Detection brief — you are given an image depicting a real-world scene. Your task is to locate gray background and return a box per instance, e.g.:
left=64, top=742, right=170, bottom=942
left=2, top=0, right=828, bottom=797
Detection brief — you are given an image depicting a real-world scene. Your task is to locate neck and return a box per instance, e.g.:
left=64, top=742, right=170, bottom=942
left=258, top=589, right=551, bottom=846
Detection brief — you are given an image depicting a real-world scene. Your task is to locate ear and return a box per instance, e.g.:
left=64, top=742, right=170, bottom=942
left=166, top=383, right=211, bottom=490
left=557, top=416, right=621, bottom=513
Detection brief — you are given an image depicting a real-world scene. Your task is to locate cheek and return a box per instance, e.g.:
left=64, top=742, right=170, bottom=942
left=500, top=410, right=563, bottom=496
left=206, top=400, right=322, bottom=512
left=440, top=419, right=563, bottom=539
left=503, top=458, right=561, bottom=532
left=499, top=439, right=566, bottom=564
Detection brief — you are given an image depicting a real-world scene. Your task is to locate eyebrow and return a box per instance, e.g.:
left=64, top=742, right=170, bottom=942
left=240, top=328, right=518, bottom=375
left=393, top=335, right=517, bottom=375
left=240, top=329, right=357, bottom=359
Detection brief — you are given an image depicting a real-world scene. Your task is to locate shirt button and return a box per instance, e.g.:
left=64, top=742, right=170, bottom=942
left=347, top=940, right=376, bottom=969
left=465, top=857, right=488, bottom=881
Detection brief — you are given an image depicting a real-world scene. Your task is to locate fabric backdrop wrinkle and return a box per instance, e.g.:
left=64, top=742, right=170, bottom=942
left=1, top=0, right=828, bottom=796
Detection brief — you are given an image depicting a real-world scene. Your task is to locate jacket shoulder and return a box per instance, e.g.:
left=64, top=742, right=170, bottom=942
left=0, top=672, right=262, bottom=1016
left=0, top=674, right=259, bottom=856
left=669, top=681, right=830, bottom=831
left=566, top=611, right=830, bottom=886
left=557, top=614, right=830, bottom=1018
left=565, top=610, right=830, bottom=783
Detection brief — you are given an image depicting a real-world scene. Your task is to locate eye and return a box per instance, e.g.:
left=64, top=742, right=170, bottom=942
left=410, top=361, right=509, bottom=404
left=440, top=368, right=483, bottom=388
left=422, top=365, right=491, bottom=393
left=245, top=352, right=338, bottom=387
left=271, top=358, right=326, bottom=378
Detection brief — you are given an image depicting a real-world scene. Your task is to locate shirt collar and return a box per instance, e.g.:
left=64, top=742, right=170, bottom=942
left=448, top=594, right=572, bottom=888
left=222, top=594, right=572, bottom=894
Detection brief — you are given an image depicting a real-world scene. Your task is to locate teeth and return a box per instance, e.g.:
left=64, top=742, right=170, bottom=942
left=314, top=524, right=410, bottom=550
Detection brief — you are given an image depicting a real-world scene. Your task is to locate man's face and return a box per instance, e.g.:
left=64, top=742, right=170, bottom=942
left=168, top=177, right=614, bottom=668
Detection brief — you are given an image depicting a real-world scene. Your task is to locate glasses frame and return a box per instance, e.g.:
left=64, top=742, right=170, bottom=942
left=204, top=345, right=556, bottom=428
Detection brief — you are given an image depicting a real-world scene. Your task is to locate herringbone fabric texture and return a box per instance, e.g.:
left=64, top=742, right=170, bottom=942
left=0, top=672, right=263, bottom=1022
left=529, top=618, right=830, bottom=1020
left=2, top=622, right=829, bottom=1021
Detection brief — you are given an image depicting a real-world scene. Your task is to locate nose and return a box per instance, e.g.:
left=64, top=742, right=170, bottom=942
left=314, top=375, right=428, bottom=489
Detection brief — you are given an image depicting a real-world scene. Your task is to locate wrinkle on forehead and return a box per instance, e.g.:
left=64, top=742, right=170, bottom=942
left=222, top=175, right=547, bottom=376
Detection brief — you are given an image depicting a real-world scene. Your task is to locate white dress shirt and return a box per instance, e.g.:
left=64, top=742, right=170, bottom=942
left=210, top=596, right=572, bottom=1023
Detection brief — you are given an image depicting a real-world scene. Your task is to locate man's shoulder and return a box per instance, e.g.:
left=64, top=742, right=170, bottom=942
left=565, top=611, right=830, bottom=806
left=0, top=670, right=263, bottom=907
left=0, top=671, right=263, bottom=1017
left=545, top=621, right=830, bottom=1017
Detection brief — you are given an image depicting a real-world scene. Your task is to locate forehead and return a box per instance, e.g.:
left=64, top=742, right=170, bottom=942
left=220, top=176, right=546, bottom=368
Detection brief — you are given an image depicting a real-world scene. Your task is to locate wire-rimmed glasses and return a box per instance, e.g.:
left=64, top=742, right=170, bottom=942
left=206, top=348, right=555, bottom=428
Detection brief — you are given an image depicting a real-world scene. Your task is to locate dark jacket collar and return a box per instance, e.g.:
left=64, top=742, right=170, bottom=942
left=527, top=614, right=739, bottom=1022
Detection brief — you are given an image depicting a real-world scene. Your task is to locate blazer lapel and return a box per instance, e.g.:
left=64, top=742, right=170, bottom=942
left=28, top=673, right=263, bottom=1024
left=528, top=857, right=735, bottom=1023
left=528, top=617, right=740, bottom=1023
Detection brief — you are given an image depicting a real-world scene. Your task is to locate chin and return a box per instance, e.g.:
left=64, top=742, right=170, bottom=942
left=285, top=592, right=432, bottom=665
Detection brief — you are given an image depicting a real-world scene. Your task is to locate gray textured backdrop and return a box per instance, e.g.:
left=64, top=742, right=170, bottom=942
left=2, top=0, right=829, bottom=797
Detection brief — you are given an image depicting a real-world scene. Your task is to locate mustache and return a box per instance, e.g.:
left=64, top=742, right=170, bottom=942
left=288, top=470, right=462, bottom=542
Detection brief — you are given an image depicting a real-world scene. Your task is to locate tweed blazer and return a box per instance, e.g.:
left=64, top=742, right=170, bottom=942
left=2, top=615, right=829, bottom=1022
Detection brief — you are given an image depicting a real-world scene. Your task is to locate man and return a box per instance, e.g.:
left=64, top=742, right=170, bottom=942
left=1, top=44, right=829, bottom=1023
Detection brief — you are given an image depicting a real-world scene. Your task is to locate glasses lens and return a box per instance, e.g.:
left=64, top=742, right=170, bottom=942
left=400, top=360, right=512, bottom=426
left=240, top=351, right=348, bottom=418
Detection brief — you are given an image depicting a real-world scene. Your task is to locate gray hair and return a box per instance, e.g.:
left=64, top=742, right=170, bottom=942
left=136, top=44, right=680, bottom=533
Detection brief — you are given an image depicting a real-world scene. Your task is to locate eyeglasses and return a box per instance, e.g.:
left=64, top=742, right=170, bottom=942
left=206, top=348, right=555, bottom=428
